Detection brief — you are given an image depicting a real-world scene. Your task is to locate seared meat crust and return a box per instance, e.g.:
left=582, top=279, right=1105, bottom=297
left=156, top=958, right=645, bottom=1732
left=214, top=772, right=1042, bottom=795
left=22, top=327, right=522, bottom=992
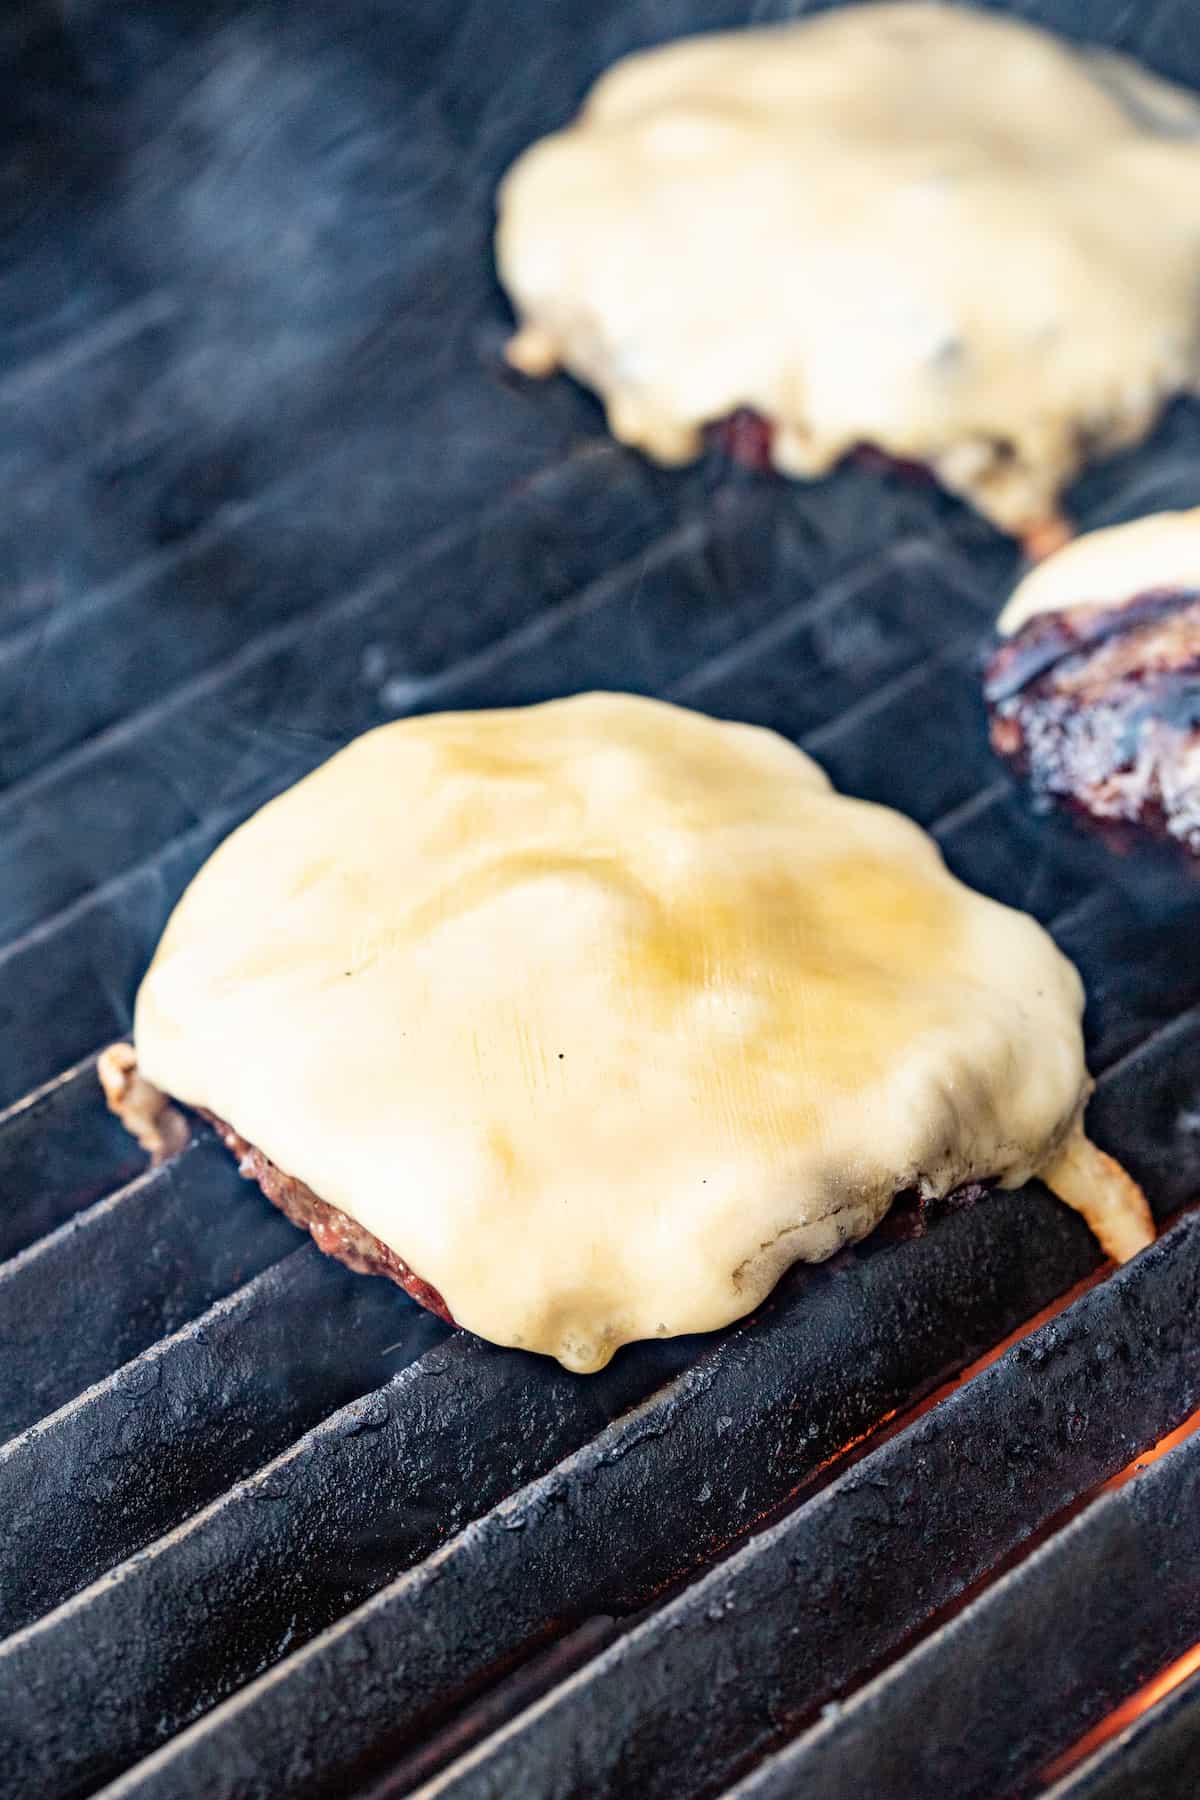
left=985, top=587, right=1200, bottom=853
left=201, top=1109, right=456, bottom=1323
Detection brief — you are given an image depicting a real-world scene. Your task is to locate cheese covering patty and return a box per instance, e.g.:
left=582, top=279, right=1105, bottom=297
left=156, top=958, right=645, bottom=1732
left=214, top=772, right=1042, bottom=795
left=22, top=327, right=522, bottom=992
left=496, top=3, right=1200, bottom=538
left=132, top=693, right=1111, bottom=1371
left=1000, top=506, right=1200, bottom=635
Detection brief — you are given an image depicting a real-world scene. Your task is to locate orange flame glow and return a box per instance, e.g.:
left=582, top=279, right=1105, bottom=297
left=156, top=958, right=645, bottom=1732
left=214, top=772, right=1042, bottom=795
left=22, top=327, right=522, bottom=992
left=1101, top=1405, right=1200, bottom=1493
left=802, top=1270, right=1109, bottom=1499
left=1038, top=1404, right=1200, bottom=1783
left=806, top=1257, right=1200, bottom=1794
left=1042, top=1639, right=1200, bottom=1785
left=906, top=1267, right=1108, bottom=1425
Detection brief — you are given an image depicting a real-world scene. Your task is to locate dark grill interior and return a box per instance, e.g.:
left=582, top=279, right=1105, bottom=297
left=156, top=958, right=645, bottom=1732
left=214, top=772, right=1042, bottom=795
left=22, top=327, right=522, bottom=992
left=3, top=2, right=1200, bottom=1796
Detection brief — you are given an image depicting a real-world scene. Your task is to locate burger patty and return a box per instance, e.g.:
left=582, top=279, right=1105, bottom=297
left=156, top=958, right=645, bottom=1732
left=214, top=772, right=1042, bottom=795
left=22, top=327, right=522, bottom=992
left=708, top=409, right=933, bottom=487
left=200, top=1109, right=456, bottom=1324
left=97, top=1043, right=455, bottom=1324
left=100, top=1045, right=1002, bottom=1340
left=98, top=1042, right=993, bottom=1326
left=707, top=410, right=1069, bottom=560
left=984, top=586, right=1200, bottom=854
left=197, top=1115, right=989, bottom=1301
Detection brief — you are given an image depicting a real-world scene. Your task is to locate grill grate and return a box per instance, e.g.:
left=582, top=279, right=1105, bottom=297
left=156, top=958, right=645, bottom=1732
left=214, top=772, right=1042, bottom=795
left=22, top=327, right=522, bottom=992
left=4, top=3, right=1200, bottom=1798
left=1043, top=1662, right=1200, bottom=1800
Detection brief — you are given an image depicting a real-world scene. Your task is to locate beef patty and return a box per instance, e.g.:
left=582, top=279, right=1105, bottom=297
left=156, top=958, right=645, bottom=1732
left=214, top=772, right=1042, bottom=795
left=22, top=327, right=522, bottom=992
left=99, top=1043, right=986, bottom=1319
left=200, top=1110, right=456, bottom=1323
left=984, top=586, right=1200, bottom=854
left=708, top=411, right=1068, bottom=560
left=97, top=1044, right=454, bottom=1324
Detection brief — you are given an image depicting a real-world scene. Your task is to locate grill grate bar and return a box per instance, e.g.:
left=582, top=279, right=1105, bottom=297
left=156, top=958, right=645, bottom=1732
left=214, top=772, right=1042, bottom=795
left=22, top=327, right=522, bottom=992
left=0, top=1053, right=142, bottom=1261
left=0, top=472, right=299, bottom=672
left=668, top=537, right=995, bottom=706
left=724, top=1410, right=1200, bottom=1800
left=0, top=1244, right=448, bottom=1636
left=927, top=774, right=1009, bottom=839
left=0, top=1135, right=296, bottom=1440
left=934, top=783, right=1099, bottom=923
left=1056, top=888, right=1200, bottom=1073
left=0, top=797, right=248, bottom=976
left=1086, top=1012, right=1200, bottom=1214
left=931, top=787, right=1200, bottom=1073
left=0, top=341, right=606, bottom=675
left=0, top=498, right=721, bottom=949
left=0, top=293, right=178, bottom=412
left=0, top=788, right=270, bottom=1111
left=1042, top=1662, right=1200, bottom=1800
left=0, top=450, right=667, bottom=824
left=0, top=1329, right=702, bottom=1800
left=803, top=636, right=997, bottom=828
left=376, top=513, right=708, bottom=712
left=411, top=1213, right=1200, bottom=1800
left=0, top=434, right=652, bottom=793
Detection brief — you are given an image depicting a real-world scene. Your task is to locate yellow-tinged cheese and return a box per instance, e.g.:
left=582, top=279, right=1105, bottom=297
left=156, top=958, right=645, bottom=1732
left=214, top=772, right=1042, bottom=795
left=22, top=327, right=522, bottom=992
left=495, top=3, right=1200, bottom=538
left=1000, top=506, right=1200, bottom=635
left=133, top=693, right=1150, bottom=1371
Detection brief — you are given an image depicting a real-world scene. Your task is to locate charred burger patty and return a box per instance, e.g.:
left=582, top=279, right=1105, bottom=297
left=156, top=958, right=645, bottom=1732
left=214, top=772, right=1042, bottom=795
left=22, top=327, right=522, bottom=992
left=986, top=508, right=1200, bottom=853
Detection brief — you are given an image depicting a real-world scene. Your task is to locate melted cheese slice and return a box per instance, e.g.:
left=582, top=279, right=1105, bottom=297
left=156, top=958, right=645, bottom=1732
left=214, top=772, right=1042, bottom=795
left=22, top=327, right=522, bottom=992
left=496, top=3, right=1200, bottom=537
left=1000, top=505, right=1200, bottom=634
left=132, top=693, right=1145, bottom=1371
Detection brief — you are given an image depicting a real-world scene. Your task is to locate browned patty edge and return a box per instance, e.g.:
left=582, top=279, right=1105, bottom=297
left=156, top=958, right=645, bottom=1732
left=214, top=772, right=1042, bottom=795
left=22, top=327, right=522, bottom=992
left=97, top=1044, right=454, bottom=1324
left=198, top=1108, right=456, bottom=1324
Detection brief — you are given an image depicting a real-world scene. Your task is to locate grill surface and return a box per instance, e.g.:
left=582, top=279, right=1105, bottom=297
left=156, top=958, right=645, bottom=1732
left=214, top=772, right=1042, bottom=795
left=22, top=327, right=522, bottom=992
left=4, top=3, right=1200, bottom=1797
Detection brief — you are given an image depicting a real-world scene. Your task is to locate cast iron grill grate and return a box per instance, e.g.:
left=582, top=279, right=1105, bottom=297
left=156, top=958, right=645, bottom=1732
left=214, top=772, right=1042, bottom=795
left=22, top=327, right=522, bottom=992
left=2, top=3, right=1200, bottom=1797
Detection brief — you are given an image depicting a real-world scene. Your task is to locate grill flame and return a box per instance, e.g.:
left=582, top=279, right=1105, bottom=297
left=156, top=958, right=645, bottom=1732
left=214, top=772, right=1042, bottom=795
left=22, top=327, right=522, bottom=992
left=1041, top=1405, right=1200, bottom=1785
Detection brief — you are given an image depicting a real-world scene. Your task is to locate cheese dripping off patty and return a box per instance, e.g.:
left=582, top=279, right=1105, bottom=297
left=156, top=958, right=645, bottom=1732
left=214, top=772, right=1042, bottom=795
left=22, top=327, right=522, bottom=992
left=130, top=692, right=1152, bottom=1371
left=496, top=2, right=1200, bottom=543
